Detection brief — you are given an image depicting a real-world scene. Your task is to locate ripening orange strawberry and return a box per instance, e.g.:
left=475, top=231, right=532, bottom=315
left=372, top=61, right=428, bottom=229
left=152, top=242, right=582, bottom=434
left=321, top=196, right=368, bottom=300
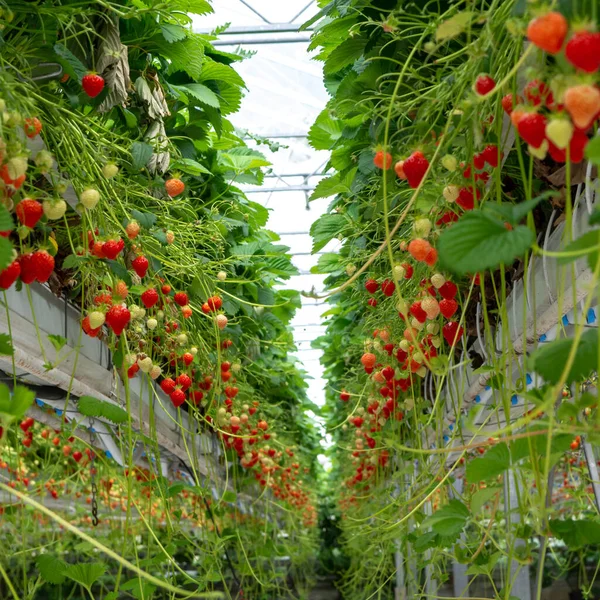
left=165, top=178, right=185, bottom=197
left=526, top=11, right=568, bottom=54
left=564, top=84, right=600, bottom=130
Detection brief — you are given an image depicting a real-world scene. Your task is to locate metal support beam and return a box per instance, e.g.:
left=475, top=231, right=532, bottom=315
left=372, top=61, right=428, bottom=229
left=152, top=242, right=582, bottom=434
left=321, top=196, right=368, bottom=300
left=211, top=34, right=312, bottom=46
left=243, top=185, right=316, bottom=193
left=197, top=23, right=314, bottom=35
left=583, top=439, right=600, bottom=512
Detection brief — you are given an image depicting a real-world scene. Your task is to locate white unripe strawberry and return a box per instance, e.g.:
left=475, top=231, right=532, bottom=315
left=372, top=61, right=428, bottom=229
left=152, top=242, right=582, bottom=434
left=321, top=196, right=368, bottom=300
left=80, top=188, right=100, bottom=209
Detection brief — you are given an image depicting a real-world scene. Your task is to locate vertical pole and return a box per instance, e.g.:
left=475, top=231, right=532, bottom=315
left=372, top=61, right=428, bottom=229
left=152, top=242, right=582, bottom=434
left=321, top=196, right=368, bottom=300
left=424, top=498, right=438, bottom=597
left=395, top=541, right=405, bottom=600
left=450, top=478, right=469, bottom=598
left=582, top=439, right=600, bottom=512
left=504, top=470, right=531, bottom=600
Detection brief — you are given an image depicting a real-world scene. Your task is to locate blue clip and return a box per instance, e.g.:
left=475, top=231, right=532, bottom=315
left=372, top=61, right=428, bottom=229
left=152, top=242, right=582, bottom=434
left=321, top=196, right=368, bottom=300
left=36, top=399, right=44, bottom=407
left=539, top=333, right=547, bottom=342
left=475, top=395, right=481, bottom=403
left=562, top=314, right=569, bottom=326
left=526, top=374, right=532, bottom=385
left=55, top=409, right=63, bottom=416
left=587, top=308, right=597, bottom=325
left=511, top=395, right=518, bottom=406
left=449, top=423, right=454, bottom=431
left=443, top=435, right=449, bottom=443
left=105, top=451, right=112, bottom=459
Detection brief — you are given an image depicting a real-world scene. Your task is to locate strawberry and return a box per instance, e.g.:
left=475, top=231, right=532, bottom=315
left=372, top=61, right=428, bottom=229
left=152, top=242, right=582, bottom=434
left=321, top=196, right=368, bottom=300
left=524, top=80, right=553, bottom=107
left=43, top=199, right=67, bottom=220
left=114, top=280, right=128, bottom=299
left=516, top=113, right=547, bottom=148
left=482, top=145, right=500, bottom=168
left=401, top=263, right=413, bottom=279
left=224, top=385, right=238, bottom=398
left=181, top=306, right=192, bottom=318
left=103, top=163, right=119, bottom=179
left=424, top=247, right=438, bottom=267
left=105, top=305, right=131, bottom=335
left=439, top=298, right=458, bottom=319
left=421, top=296, right=439, bottom=319
left=176, top=373, right=191, bottom=391
left=165, top=178, right=185, bottom=197
left=102, top=239, right=123, bottom=260
left=207, top=295, right=222, bottom=311
left=174, top=291, right=188, bottom=306
left=0, top=164, right=25, bottom=191
left=18, top=253, right=37, bottom=284
left=216, top=314, right=228, bottom=330
left=160, top=378, right=176, bottom=395
left=80, top=188, right=100, bottom=209
left=126, top=221, right=140, bottom=239
left=365, top=279, right=378, bottom=294
left=564, top=84, right=600, bottom=130
left=438, top=281, right=457, bottom=300
left=403, top=151, right=429, bottom=188
left=473, top=152, right=485, bottom=171
left=81, top=73, right=105, bottom=98
left=170, top=388, right=186, bottom=407
left=373, top=151, right=392, bottom=170
left=161, top=284, right=171, bottom=295
left=221, top=370, right=232, bottom=382
left=141, top=288, right=159, bottom=308
left=380, top=279, right=395, bottom=297
left=16, top=199, right=43, bottom=228
left=72, top=451, right=83, bottom=462
left=394, top=160, right=407, bottom=179
left=548, top=129, right=589, bottom=164
left=81, top=316, right=101, bottom=338
left=190, top=390, right=204, bottom=404
left=408, top=238, right=431, bottom=261
left=23, top=117, right=42, bottom=139
left=442, top=321, right=463, bottom=346
left=474, top=74, right=495, bottom=96
left=545, top=119, right=573, bottom=149
left=0, top=261, right=20, bottom=290
left=367, top=298, right=377, bottom=307
left=457, top=188, right=475, bottom=211
left=360, top=353, right=376, bottom=370
left=182, top=352, right=194, bottom=366
left=88, top=311, right=105, bottom=329
left=131, top=255, right=149, bottom=278
left=340, top=391, right=350, bottom=402
left=30, top=250, right=55, bottom=283
left=409, top=301, right=427, bottom=323
left=526, top=12, right=567, bottom=54
left=565, top=31, right=600, bottom=73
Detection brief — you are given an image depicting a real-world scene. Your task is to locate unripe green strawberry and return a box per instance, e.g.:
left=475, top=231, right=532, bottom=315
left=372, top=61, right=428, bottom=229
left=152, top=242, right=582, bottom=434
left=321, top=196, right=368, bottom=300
left=146, top=318, right=158, bottom=330
left=88, top=311, right=105, bottom=329
left=345, top=263, right=356, bottom=276
left=80, top=188, right=99, bottom=209
left=102, top=163, right=119, bottom=179
left=7, top=156, right=28, bottom=180
left=393, top=264, right=406, bottom=280
left=137, top=356, right=153, bottom=373
left=399, top=339, right=410, bottom=352
left=166, top=230, right=174, bottom=244
left=528, top=140, right=548, bottom=160
left=217, top=270, right=227, bottom=281
left=43, top=199, right=67, bottom=220
left=4, top=111, right=22, bottom=127
left=125, top=353, right=138, bottom=365
left=545, top=119, right=573, bottom=150
left=190, top=347, right=198, bottom=356
left=441, top=155, right=457, bottom=171
left=430, top=273, right=446, bottom=288
left=177, top=333, right=188, bottom=346
left=156, top=310, right=165, bottom=320
left=130, top=305, right=146, bottom=320
left=413, top=218, right=432, bottom=238
left=426, top=322, right=440, bottom=334
left=443, top=185, right=459, bottom=203
left=35, top=150, right=54, bottom=173
left=149, top=365, right=161, bottom=379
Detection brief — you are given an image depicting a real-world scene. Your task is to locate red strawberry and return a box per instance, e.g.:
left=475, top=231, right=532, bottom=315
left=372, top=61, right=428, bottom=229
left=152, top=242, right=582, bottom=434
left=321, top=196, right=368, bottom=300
left=501, top=93, right=523, bottom=115
left=82, top=73, right=105, bottom=98
left=30, top=250, right=55, bottom=283
left=174, top=291, right=188, bottom=306
left=102, top=239, right=123, bottom=260
left=18, top=253, right=37, bottom=284
left=380, top=279, right=395, bottom=297
left=373, top=150, right=392, bottom=170
left=340, top=391, right=350, bottom=402
left=365, top=279, right=378, bottom=294
left=403, top=151, right=429, bottom=188
left=16, top=199, right=43, bottom=228
left=473, top=152, right=485, bottom=171
left=565, top=31, right=600, bottom=73
left=81, top=316, right=101, bottom=338
left=526, top=12, right=568, bottom=54
left=524, top=80, right=553, bottom=107
left=165, top=178, right=185, bottom=197
left=439, top=298, right=458, bottom=319
left=176, top=373, right=191, bottom=391
left=161, top=284, right=171, bottom=295
left=207, top=295, right=222, bottom=311
left=381, top=366, right=395, bottom=381
left=160, top=378, right=176, bottom=395
left=367, top=298, right=377, bottom=307
left=482, top=145, right=500, bottom=168
left=438, top=281, right=457, bottom=300
left=190, top=390, right=204, bottom=404
left=141, top=288, right=159, bottom=308
left=442, top=322, right=463, bottom=346
left=474, top=74, right=495, bottom=96
left=131, top=255, right=149, bottom=278
left=128, top=363, right=139, bottom=379
left=516, top=113, right=547, bottom=148
left=72, top=451, right=83, bottom=462
left=105, top=305, right=131, bottom=335
left=182, top=352, right=194, bottom=366
left=23, top=117, right=42, bottom=139
left=224, top=385, right=238, bottom=398
left=409, top=301, right=427, bottom=323
left=0, top=261, right=21, bottom=290
left=548, top=129, right=589, bottom=164
left=457, top=188, right=475, bottom=211
left=170, top=388, right=186, bottom=407
left=401, top=263, right=413, bottom=279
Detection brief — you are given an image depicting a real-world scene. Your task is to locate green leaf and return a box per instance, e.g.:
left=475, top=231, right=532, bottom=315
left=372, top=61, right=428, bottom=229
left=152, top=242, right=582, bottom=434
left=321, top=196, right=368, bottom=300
left=166, top=483, right=185, bottom=498
left=323, top=37, right=366, bottom=75
left=466, top=443, right=510, bottom=483
left=154, top=36, right=205, bottom=79
left=47, top=334, right=67, bottom=352
left=168, top=0, right=212, bottom=14
left=558, top=230, right=600, bottom=271
left=37, top=554, right=67, bottom=585
left=53, top=43, right=87, bottom=81
left=63, top=562, right=106, bottom=589
left=171, top=158, right=211, bottom=176
left=0, top=204, right=14, bottom=231
left=584, top=136, right=600, bottom=165
left=180, top=83, right=220, bottom=108
left=310, top=213, right=345, bottom=253
left=161, top=24, right=187, bottom=43
left=62, top=254, right=86, bottom=270
left=107, top=260, right=132, bottom=287
left=589, top=208, right=600, bottom=226
left=483, top=192, right=557, bottom=225
left=0, top=384, right=35, bottom=419
left=120, top=107, right=137, bottom=129
left=310, top=170, right=355, bottom=200
left=435, top=12, right=475, bottom=42
left=422, top=499, right=469, bottom=537
left=308, top=109, right=343, bottom=151
left=550, top=519, right=600, bottom=548
left=413, top=531, right=439, bottom=552
left=130, top=209, right=157, bottom=229
left=530, top=328, right=598, bottom=386
left=438, top=211, right=534, bottom=275
left=78, top=396, right=128, bottom=424
left=0, top=236, right=13, bottom=272
left=470, top=487, right=500, bottom=514
left=0, top=333, right=14, bottom=356
left=222, top=490, right=237, bottom=503
left=131, top=141, right=153, bottom=171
